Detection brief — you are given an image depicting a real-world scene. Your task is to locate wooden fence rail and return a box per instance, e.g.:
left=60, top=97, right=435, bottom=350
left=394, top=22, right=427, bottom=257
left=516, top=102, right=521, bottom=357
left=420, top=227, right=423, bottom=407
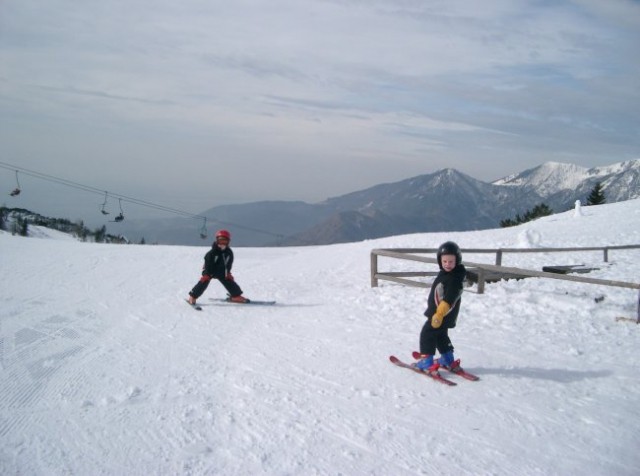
left=370, top=245, right=640, bottom=322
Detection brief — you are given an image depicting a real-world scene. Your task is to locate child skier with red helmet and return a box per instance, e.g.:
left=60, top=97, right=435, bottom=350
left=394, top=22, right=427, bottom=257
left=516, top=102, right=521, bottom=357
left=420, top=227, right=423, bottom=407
left=187, top=229, right=250, bottom=305
left=414, top=241, right=467, bottom=375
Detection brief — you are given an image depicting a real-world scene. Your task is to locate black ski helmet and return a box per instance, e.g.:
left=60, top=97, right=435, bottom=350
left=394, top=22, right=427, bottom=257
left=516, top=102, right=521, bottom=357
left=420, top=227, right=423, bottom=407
left=437, top=241, right=462, bottom=269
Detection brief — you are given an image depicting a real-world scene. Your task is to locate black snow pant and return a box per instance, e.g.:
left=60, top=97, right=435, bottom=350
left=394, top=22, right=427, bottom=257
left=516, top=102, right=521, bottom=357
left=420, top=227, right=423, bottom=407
left=189, top=275, right=243, bottom=300
left=419, top=324, right=454, bottom=357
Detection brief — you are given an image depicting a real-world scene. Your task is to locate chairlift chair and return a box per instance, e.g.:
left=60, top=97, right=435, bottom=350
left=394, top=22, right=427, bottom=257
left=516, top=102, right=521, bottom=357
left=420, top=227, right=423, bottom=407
left=199, top=218, right=208, bottom=239
left=111, top=199, right=125, bottom=222
left=100, top=192, right=110, bottom=215
left=9, top=171, right=21, bottom=196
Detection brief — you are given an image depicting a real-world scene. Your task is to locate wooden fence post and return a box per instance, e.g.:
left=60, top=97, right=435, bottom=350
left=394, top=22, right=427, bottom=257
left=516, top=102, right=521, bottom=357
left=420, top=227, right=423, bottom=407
left=370, top=252, right=379, bottom=287
left=495, top=250, right=503, bottom=266
left=477, top=269, right=486, bottom=294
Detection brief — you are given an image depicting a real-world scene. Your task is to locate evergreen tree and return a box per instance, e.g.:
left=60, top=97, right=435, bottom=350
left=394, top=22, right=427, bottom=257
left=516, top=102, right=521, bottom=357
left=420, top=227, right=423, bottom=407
left=11, top=216, right=28, bottom=236
left=94, top=225, right=107, bottom=243
left=524, top=203, right=553, bottom=221
left=500, top=203, right=553, bottom=227
left=586, top=182, right=606, bottom=205
left=499, top=217, right=517, bottom=227
left=19, top=217, right=29, bottom=236
left=75, top=220, right=88, bottom=241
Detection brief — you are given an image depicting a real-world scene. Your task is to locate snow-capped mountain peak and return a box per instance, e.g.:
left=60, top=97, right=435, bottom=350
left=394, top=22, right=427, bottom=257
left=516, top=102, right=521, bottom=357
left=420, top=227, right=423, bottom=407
left=493, top=159, right=640, bottom=198
left=493, top=162, right=588, bottom=194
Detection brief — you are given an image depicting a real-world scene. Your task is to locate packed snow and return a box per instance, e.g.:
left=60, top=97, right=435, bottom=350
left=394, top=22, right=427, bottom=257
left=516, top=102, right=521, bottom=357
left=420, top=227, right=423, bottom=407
left=1, top=199, right=640, bottom=475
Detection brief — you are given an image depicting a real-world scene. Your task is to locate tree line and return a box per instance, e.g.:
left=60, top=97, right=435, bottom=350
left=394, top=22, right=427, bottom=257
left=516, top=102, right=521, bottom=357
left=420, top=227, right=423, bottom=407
left=0, top=207, right=135, bottom=243
left=500, top=182, right=606, bottom=228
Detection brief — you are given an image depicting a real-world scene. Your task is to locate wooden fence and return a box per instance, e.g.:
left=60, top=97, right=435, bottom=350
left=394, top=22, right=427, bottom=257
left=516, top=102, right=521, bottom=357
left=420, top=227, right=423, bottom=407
left=370, top=245, right=640, bottom=322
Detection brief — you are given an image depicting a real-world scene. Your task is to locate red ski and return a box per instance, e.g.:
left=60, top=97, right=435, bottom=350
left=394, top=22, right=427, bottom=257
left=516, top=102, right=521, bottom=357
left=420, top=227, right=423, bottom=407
left=412, top=351, right=479, bottom=381
left=209, top=298, right=276, bottom=306
left=389, top=356, right=457, bottom=386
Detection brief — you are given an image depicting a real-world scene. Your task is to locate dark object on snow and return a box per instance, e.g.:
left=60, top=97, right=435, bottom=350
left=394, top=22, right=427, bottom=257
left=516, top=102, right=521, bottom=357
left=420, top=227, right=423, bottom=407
left=465, top=268, right=529, bottom=285
left=542, top=265, right=599, bottom=275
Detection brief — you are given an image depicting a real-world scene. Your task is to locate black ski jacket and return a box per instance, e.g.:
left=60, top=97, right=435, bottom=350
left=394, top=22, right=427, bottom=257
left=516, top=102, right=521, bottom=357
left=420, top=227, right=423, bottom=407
left=423, top=264, right=466, bottom=329
left=202, top=244, right=234, bottom=279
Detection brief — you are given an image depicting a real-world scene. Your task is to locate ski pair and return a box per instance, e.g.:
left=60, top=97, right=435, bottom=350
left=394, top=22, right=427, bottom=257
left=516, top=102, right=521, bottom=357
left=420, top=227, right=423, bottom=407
left=389, top=355, right=457, bottom=386
left=410, top=351, right=480, bottom=381
left=185, top=298, right=277, bottom=310
left=389, top=353, right=479, bottom=386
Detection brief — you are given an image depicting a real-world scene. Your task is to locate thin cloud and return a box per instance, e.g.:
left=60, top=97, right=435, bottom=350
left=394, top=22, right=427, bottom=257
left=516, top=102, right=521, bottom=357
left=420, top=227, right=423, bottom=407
left=0, top=0, right=638, bottom=221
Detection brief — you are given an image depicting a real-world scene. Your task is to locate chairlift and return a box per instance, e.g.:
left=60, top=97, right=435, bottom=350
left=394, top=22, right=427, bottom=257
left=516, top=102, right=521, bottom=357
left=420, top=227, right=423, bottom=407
left=199, top=217, right=208, bottom=239
left=100, top=192, right=110, bottom=215
left=111, top=199, right=125, bottom=222
left=9, top=171, right=21, bottom=197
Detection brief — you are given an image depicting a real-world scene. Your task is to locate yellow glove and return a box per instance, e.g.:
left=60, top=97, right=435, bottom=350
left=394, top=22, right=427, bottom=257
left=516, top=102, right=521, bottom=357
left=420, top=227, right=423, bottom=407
left=431, top=301, right=451, bottom=329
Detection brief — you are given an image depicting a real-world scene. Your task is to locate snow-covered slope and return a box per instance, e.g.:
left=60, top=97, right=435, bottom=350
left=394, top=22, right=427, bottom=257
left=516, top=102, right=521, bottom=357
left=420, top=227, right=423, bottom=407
left=22, top=225, right=82, bottom=241
left=1, top=199, right=640, bottom=475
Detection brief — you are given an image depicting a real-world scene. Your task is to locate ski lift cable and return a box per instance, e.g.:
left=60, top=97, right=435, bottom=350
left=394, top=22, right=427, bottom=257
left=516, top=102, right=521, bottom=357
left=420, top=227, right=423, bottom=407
left=0, top=162, right=201, bottom=219
left=2, top=162, right=104, bottom=197
left=0, top=161, right=285, bottom=238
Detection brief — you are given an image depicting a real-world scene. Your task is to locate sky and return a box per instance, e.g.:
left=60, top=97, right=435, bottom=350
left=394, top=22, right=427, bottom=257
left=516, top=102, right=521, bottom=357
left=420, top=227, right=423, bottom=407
left=1, top=0, right=639, bottom=224
left=1, top=198, right=639, bottom=474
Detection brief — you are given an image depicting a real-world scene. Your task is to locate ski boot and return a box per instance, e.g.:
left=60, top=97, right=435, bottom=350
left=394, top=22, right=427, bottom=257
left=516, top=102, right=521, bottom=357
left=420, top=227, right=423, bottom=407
left=438, top=351, right=462, bottom=373
left=229, top=295, right=250, bottom=303
left=413, top=354, right=440, bottom=375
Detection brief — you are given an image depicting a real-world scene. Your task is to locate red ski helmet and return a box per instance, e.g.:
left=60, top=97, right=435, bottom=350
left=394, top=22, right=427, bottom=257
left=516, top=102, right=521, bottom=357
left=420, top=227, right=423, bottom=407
left=215, top=229, right=231, bottom=241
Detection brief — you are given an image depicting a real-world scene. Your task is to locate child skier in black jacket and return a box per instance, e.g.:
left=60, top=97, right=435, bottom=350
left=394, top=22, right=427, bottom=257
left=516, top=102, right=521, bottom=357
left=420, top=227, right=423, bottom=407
left=414, top=241, right=466, bottom=374
left=187, top=229, right=249, bottom=305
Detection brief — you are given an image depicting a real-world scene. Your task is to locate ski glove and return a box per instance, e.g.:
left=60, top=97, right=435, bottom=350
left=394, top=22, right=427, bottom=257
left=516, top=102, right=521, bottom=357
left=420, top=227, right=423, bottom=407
left=430, top=301, right=451, bottom=329
left=226, top=273, right=234, bottom=281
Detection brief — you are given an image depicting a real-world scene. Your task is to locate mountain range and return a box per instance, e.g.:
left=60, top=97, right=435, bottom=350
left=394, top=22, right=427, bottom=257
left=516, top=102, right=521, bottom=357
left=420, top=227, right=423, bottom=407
left=117, top=159, right=640, bottom=246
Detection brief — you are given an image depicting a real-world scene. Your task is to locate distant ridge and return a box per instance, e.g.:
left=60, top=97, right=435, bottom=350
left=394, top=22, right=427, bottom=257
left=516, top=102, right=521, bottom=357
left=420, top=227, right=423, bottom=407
left=113, top=159, right=640, bottom=246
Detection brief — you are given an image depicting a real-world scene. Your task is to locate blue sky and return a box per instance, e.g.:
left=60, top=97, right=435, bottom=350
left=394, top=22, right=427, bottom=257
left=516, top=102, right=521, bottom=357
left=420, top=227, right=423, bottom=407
left=1, top=0, right=639, bottom=222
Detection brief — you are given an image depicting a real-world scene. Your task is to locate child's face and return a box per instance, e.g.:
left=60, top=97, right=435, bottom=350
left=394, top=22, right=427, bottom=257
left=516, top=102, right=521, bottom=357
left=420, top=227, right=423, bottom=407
left=440, top=254, right=457, bottom=272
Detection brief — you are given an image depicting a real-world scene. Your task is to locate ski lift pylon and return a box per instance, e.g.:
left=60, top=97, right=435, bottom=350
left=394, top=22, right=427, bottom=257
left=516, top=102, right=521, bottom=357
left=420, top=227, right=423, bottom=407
left=9, top=170, right=21, bottom=196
